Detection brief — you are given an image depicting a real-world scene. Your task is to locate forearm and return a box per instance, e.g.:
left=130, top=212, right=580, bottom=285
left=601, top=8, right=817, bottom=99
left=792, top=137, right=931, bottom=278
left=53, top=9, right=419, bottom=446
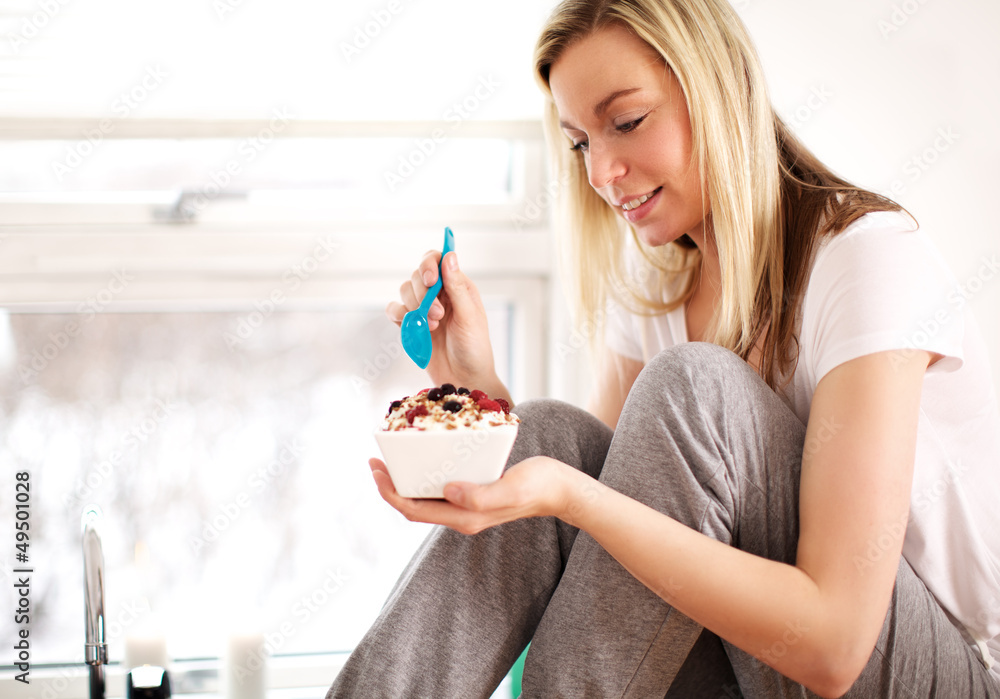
left=560, top=468, right=864, bottom=696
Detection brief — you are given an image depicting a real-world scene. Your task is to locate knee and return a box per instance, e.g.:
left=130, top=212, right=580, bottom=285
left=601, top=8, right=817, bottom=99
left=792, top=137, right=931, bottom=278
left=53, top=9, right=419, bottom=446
left=636, top=342, right=750, bottom=395
left=511, top=399, right=609, bottom=444
left=506, top=399, right=613, bottom=477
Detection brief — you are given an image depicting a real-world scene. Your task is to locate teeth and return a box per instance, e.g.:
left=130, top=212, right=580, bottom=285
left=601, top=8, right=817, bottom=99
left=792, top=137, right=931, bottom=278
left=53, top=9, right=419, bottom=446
left=622, top=191, right=654, bottom=211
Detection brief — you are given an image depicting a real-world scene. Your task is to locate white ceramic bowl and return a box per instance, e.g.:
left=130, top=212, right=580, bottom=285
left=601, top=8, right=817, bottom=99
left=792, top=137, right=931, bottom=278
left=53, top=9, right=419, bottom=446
left=374, top=425, right=519, bottom=498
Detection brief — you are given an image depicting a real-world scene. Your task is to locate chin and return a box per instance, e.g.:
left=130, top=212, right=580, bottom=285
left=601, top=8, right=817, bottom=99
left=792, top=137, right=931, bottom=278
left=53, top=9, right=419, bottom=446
left=634, top=225, right=687, bottom=249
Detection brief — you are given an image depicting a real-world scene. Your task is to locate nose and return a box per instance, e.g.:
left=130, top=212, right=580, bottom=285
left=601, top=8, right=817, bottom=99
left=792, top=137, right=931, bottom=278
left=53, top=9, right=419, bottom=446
left=585, top=141, right=627, bottom=194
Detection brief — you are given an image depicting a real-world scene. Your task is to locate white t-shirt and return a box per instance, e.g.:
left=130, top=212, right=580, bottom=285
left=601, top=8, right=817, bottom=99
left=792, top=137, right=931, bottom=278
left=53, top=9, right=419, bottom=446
left=605, top=210, right=1000, bottom=673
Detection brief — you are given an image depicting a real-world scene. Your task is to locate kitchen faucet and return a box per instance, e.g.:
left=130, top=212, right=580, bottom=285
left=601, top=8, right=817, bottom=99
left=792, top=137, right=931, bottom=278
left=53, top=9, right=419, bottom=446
left=82, top=505, right=107, bottom=699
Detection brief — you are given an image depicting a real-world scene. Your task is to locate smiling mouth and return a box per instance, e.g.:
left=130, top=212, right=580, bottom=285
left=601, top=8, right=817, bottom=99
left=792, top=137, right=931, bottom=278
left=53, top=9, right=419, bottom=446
left=621, top=188, right=661, bottom=211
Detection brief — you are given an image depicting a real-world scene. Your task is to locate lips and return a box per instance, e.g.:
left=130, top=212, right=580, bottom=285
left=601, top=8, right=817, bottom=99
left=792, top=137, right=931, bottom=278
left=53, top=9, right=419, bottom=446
left=615, top=187, right=662, bottom=223
left=620, top=188, right=660, bottom=211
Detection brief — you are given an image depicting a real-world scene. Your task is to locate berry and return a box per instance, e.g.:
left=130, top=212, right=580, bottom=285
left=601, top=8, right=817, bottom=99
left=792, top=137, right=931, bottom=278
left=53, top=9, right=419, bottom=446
left=442, top=400, right=462, bottom=413
left=406, top=405, right=429, bottom=424
left=495, top=398, right=510, bottom=414
left=469, top=389, right=487, bottom=402
left=477, top=398, right=502, bottom=413
left=387, top=400, right=403, bottom=416
left=440, top=383, right=456, bottom=396
left=457, top=387, right=470, bottom=395
left=427, top=387, right=444, bottom=401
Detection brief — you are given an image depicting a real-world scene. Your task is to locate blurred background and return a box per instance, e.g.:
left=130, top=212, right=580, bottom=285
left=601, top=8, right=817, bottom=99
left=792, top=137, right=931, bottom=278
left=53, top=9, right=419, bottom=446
left=0, top=0, right=997, bottom=694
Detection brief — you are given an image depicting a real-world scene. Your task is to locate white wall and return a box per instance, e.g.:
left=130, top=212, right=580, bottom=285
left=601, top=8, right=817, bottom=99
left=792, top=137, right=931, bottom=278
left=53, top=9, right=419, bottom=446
left=549, top=0, right=1000, bottom=404
left=738, top=0, right=1000, bottom=400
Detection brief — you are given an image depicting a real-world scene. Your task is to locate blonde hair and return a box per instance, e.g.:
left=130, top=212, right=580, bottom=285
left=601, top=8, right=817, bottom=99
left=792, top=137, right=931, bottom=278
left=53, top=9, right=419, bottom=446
left=534, top=0, right=902, bottom=388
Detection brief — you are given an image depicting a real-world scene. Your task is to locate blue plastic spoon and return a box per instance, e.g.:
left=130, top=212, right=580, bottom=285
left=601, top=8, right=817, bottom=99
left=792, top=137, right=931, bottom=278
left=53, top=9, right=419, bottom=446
left=401, top=227, right=455, bottom=369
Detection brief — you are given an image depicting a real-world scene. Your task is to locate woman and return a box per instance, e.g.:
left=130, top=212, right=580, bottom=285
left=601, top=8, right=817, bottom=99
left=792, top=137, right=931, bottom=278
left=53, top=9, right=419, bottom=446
left=329, top=0, right=1000, bottom=696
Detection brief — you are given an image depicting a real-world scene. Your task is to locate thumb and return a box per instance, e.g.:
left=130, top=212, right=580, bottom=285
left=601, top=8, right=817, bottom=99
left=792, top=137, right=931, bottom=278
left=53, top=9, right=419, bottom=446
left=440, top=252, right=482, bottom=320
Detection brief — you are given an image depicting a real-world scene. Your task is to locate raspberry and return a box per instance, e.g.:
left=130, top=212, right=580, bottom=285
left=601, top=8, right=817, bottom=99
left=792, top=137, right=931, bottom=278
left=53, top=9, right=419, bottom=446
left=406, top=405, right=429, bottom=424
left=495, top=398, right=510, bottom=415
left=440, top=383, right=456, bottom=396
left=442, top=400, right=462, bottom=413
left=477, top=398, right=502, bottom=413
left=469, top=389, right=487, bottom=402
left=427, top=387, right=444, bottom=401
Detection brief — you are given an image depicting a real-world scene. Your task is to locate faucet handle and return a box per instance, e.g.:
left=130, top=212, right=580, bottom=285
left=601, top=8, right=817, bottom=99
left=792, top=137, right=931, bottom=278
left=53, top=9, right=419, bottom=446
left=82, top=505, right=108, bottom=666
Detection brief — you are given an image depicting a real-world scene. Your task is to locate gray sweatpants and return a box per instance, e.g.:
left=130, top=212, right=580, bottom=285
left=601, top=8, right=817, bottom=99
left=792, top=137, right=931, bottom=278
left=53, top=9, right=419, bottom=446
left=328, top=343, right=1000, bottom=698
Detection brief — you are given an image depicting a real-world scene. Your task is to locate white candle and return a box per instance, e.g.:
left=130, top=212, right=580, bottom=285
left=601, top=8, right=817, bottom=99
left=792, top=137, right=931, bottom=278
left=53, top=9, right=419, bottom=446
left=225, top=633, right=267, bottom=699
left=124, top=635, right=169, bottom=671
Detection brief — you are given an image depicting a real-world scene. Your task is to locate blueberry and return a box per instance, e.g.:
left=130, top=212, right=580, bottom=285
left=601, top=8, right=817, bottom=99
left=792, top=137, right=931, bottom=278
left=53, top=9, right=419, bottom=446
left=457, top=387, right=470, bottom=395
left=443, top=400, right=462, bottom=413
left=440, top=383, right=456, bottom=396
left=427, top=388, right=444, bottom=401
left=390, top=400, right=402, bottom=410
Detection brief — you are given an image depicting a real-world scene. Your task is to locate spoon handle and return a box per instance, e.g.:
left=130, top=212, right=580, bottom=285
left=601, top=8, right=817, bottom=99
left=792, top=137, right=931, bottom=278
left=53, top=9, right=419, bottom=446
left=418, top=227, right=456, bottom=314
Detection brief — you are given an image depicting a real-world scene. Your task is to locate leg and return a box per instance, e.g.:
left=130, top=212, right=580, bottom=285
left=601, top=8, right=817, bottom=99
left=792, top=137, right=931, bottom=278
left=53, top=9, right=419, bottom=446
left=326, top=400, right=614, bottom=699
left=521, top=343, right=807, bottom=697
left=523, top=343, right=1000, bottom=698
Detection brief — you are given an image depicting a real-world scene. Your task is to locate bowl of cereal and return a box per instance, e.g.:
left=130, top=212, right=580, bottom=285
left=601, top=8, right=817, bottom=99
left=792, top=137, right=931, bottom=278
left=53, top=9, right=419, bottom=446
left=374, top=384, right=520, bottom=498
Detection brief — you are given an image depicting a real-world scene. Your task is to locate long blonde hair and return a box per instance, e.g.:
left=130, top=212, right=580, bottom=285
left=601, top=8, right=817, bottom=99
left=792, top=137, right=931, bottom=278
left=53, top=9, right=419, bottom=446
left=534, top=0, right=902, bottom=388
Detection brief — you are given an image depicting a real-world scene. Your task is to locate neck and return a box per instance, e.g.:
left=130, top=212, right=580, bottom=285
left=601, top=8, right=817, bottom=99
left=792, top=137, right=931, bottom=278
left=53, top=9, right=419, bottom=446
left=687, top=221, right=722, bottom=301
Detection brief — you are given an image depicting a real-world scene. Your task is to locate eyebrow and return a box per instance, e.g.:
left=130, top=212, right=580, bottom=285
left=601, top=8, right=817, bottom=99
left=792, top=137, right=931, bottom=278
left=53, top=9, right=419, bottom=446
left=558, top=87, right=643, bottom=130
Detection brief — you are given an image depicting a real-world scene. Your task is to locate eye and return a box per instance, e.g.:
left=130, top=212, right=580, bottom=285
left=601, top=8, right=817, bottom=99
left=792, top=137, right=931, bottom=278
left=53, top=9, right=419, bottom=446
left=616, top=115, right=647, bottom=134
left=569, top=139, right=589, bottom=153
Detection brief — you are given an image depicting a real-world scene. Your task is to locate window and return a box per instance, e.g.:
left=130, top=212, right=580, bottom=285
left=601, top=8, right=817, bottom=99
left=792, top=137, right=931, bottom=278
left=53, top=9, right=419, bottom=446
left=1, top=3, right=567, bottom=694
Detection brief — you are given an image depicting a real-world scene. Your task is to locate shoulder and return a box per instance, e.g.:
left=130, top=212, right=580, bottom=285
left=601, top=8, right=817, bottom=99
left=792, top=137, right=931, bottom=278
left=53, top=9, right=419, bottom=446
left=808, top=209, right=952, bottom=294
left=798, top=209, right=965, bottom=382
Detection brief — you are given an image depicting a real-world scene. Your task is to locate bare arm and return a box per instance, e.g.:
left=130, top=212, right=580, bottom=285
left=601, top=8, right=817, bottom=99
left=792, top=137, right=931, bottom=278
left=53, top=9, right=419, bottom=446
left=562, top=349, right=932, bottom=696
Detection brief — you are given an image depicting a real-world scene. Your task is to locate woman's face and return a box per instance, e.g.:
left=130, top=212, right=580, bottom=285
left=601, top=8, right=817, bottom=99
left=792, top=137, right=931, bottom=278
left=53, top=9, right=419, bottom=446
left=549, top=24, right=708, bottom=248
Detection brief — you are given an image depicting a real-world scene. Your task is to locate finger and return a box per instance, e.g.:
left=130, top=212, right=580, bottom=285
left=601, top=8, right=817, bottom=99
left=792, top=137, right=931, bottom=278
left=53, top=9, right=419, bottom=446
left=369, top=457, right=388, bottom=475
left=418, top=250, right=442, bottom=287
left=370, top=463, right=397, bottom=499
left=408, top=268, right=427, bottom=306
left=439, top=253, right=483, bottom=324
left=415, top=264, right=448, bottom=324
left=402, top=268, right=445, bottom=324
left=385, top=300, right=406, bottom=325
